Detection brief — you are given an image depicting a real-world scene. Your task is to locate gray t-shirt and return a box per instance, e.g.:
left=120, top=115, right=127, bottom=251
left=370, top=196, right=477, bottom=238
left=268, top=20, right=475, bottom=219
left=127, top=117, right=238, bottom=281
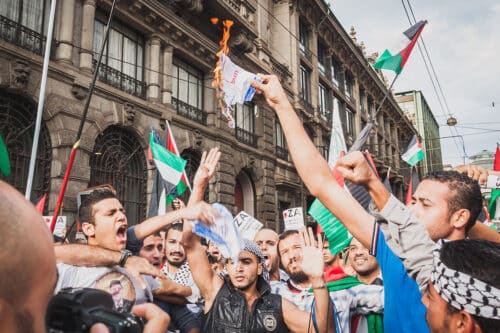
left=56, top=263, right=160, bottom=307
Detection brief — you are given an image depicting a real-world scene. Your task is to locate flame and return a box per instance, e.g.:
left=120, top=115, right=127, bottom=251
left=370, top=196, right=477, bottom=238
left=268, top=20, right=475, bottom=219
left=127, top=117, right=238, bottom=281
left=212, top=19, right=235, bottom=127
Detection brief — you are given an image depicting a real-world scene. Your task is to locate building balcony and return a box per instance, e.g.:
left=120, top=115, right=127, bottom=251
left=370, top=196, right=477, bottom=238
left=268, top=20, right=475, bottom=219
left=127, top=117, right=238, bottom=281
left=236, top=127, right=257, bottom=147
left=172, top=97, right=207, bottom=125
left=301, top=98, right=314, bottom=114
left=93, top=60, right=146, bottom=99
left=0, top=14, right=54, bottom=57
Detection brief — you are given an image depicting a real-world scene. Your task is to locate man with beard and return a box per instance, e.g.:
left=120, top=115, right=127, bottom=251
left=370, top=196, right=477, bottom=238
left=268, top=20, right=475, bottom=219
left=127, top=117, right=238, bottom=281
left=137, top=232, right=201, bottom=333
left=0, top=181, right=169, bottom=333
left=250, top=74, right=496, bottom=332
left=348, top=238, right=382, bottom=286
left=253, top=228, right=288, bottom=285
left=161, top=223, right=203, bottom=315
left=275, top=229, right=383, bottom=333
left=183, top=223, right=336, bottom=332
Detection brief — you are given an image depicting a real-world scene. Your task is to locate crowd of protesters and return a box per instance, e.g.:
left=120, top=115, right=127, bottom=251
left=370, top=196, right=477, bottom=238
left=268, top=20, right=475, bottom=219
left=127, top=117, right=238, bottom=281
left=1, top=75, right=499, bottom=333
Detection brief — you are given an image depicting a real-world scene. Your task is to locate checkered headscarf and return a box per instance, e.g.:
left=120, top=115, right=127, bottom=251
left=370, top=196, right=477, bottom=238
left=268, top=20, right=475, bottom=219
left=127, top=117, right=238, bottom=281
left=241, top=238, right=269, bottom=281
left=431, top=249, right=500, bottom=319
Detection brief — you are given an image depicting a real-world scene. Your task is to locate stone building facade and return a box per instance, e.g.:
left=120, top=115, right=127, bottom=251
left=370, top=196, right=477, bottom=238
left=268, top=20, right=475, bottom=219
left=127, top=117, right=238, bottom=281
left=0, top=0, right=417, bottom=232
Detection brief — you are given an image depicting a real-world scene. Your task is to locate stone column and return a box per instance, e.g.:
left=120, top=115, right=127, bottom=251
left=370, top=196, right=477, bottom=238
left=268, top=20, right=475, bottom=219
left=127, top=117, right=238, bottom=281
left=79, top=0, right=96, bottom=73
left=55, top=0, right=75, bottom=64
left=147, top=35, right=161, bottom=101
left=161, top=45, right=173, bottom=104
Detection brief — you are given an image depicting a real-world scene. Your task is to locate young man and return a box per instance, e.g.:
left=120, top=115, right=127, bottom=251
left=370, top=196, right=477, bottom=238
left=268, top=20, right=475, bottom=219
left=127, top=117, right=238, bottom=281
left=182, top=223, right=336, bottom=332
left=253, top=227, right=288, bottom=284
left=275, top=229, right=383, bottom=333
left=136, top=232, right=201, bottom=333
left=0, top=181, right=169, bottom=333
left=348, top=238, right=382, bottom=286
left=250, top=74, right=493, bottom=332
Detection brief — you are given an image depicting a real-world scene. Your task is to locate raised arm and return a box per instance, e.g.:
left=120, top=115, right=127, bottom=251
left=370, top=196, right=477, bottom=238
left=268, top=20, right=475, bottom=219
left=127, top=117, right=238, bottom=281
left=133, top=201, right=219, bottom=240
left=180, top=205, right=222, bottom=311
left=282, top=228, right=335, bottom=333
left=251, top=75, right=374, bottom=248
left=187, top=148, right=221, bottom=207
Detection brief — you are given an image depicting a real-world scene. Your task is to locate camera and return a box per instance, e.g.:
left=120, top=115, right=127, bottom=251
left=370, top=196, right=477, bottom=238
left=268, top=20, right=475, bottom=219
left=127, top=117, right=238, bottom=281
left=46, top=288, right=143, bottom=333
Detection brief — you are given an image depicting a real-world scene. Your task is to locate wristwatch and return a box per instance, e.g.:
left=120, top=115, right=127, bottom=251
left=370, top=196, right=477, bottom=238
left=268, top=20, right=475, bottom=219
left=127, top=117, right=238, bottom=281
left=118, top=249, right=132, bottom=267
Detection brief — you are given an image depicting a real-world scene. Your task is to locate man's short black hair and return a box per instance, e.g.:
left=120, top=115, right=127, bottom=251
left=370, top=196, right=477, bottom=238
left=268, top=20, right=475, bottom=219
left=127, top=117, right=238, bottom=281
left=165, top=222, right=183, bottom=238
left=277, top=229, right=300, bottom=253
left=423, top=171, right=482, bottom=234
left=440, top=239, right=500, bottom=331
left=78, top=188, right=117, bottom=225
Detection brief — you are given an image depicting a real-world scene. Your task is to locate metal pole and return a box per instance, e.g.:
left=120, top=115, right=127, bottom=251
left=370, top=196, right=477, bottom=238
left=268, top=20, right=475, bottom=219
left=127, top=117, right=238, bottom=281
left=50, top=0, right=118, bottom=231
left=25, top=0, right=57, bottom=199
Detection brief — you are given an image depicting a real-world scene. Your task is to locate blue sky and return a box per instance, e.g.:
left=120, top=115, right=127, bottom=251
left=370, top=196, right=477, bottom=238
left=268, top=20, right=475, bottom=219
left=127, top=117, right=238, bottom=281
left=331, top=0, right=500, bottom=166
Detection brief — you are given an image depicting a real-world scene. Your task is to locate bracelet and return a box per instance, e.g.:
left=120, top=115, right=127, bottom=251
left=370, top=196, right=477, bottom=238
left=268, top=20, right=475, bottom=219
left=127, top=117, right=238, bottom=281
left=312, top=282, right=326, bottom=290
left=119, top=249, right=132, bottom=267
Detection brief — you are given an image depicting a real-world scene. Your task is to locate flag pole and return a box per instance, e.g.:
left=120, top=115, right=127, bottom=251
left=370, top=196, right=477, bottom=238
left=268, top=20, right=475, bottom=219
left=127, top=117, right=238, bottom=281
left=165, top=120, right=192, bottom=192
left=373, top=73, right=399, bottom=119
left=25, top=0, right=57, bottom=200
left=50, top=0, right=119, bottom=232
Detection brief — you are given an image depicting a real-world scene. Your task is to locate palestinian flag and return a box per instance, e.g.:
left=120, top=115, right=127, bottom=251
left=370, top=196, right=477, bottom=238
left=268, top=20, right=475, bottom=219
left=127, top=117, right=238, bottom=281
left=402, top=135, right=425, bottom=166
left=149, top=130, right=187, bottom=206
left=164, top=124, right=189, bottom=203
left=488, top=144, right=500, bottom=219
left=0, top=133, right=11, bottom=176
left=373, top=20, right=427, bottom=74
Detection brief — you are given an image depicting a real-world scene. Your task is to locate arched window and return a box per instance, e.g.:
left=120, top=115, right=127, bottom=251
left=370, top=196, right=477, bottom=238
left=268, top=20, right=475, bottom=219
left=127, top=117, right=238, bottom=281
left=0, top=90, right=51, bottom=209
left=235, top=170, right=255, bottom=216
left=89, top=126, right=147, bottom=224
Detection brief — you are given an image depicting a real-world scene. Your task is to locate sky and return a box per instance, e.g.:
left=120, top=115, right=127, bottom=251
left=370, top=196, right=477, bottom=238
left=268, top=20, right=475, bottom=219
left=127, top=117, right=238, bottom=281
left=331, top=0, right=500, bottom=167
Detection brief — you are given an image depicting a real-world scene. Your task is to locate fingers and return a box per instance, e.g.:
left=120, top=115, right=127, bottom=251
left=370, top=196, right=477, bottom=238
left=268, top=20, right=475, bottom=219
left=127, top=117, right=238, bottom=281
left=132, top=303, right=170, bottom=333
left=199, top=150, right=207, bottom=165
left=90, top=323, right=110, bottom=333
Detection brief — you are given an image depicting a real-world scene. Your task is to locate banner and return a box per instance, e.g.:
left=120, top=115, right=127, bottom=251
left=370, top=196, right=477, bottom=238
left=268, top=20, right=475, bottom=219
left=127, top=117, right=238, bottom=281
left=283, top=207, right=304, bottom=231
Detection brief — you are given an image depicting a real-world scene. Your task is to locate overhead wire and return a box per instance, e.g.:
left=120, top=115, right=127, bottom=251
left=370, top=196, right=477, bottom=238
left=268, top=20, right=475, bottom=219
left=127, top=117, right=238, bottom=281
left=401, top=0, right=466, bottom=161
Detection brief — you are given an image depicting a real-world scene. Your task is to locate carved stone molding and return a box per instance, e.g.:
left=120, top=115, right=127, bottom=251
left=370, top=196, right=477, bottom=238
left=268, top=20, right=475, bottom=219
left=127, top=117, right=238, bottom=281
left=171, top=0, right=203, bottom=14
left=71, top=81, right=88, bottom=100
left=229, top=30, right=254, bottom=54
left=123, top=102, right=136, bottom=125
left=11, top=60, right=31, bottom=90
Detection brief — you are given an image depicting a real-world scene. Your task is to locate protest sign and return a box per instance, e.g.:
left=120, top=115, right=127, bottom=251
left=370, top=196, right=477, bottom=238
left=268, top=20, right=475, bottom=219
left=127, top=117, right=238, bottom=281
left=234, top=211, right=263, bottom=240
left=283, top=207, right=304, bottom=231
left=43, top=215, right=67, bottom=237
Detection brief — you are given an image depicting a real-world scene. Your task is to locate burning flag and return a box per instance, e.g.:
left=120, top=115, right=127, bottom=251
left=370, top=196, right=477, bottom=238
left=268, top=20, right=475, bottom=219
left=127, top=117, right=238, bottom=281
left=212, top=19, right=261, bottom=128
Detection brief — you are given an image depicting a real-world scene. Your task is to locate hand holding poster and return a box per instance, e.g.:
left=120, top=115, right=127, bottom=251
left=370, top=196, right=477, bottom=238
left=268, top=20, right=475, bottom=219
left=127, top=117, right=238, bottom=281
left=234, top=211, right=263, bottom=240
left=191, top=203, right=243, bottom=261
left=283, top=207, right=304, bottom=231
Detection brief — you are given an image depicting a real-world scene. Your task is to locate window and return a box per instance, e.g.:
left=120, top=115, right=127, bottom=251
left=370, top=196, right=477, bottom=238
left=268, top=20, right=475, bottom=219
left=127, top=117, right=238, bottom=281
left=299, top=19, right=309, bottom=55
left=359, top=89, right=365, bottom=114
left=321, top=135, right=329, bottom=160
left=172, top=58, right=206, bottom=124
left=344, top=73, right=353, bottom=99
left=331, top=58, right=340, bottom=87
left=89, top=126, right=147, bottom=225
left=317, top=42, right=328, bottom=75
left=93, top=16, right=145, bottom=98
left=0, top=0, right=51, bottom=55
left=318, top=83, right=330, bottom=119
left=235, top=103, right=257, bottom=146
left=0, top=90, right=51, bottom=205
left=345, top=108, right=354, bottom=135
left=275, top=122, right=287, bottom=160
left=300, top=65, right=311, bottom=105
